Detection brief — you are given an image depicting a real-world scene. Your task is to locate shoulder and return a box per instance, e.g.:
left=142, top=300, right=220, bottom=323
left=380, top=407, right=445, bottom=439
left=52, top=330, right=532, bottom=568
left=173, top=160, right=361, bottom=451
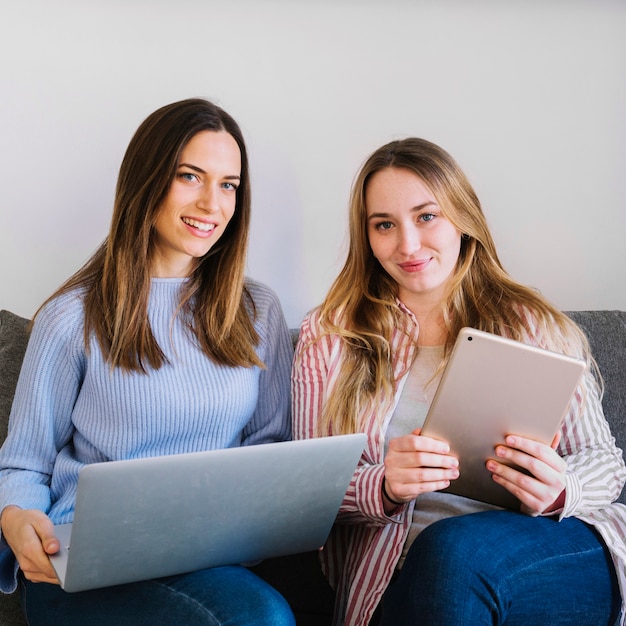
left=243, top=278, right=284, bottom=319
left=33, top=290, right=86, bottom=338
left=300, top=306, right=324, bottom=337
left=244, top=278, right=281, bottom=308
left=25, top=290, right=87, bottom=365
left=296, top=306, right=341, bottom=355
left=501, top=303, right=587, bottom=359
left=243, top=278, right=288, bottom=337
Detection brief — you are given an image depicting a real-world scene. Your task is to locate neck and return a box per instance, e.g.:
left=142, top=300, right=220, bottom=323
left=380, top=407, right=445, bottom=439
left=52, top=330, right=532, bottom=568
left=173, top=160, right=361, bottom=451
left=401, top=299, right=449, bottom=346
left=416, top=317, right=448, bottom=346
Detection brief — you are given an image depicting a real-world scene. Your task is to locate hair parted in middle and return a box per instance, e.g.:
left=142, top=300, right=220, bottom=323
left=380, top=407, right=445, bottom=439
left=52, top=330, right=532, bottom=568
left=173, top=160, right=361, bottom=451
left=45, top=98, right=262, bottom=372
left=313, top=137, right=594, bottom=434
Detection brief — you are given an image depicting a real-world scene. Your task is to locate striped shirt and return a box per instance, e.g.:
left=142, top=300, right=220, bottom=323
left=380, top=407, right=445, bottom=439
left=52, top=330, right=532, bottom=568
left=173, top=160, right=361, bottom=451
left=292, top=303, right=626, bottom=626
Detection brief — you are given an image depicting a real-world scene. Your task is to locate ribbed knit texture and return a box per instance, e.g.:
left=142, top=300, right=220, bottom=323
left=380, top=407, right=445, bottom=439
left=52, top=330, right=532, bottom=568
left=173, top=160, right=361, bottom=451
left=0, top=278, right=293, bottom=592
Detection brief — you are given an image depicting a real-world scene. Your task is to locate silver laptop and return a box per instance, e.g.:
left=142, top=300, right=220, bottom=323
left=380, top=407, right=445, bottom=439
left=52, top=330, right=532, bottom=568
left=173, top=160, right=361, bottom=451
left=420, top=327, right=586, bottom=510
left=49, top=434, right=366, bottom=592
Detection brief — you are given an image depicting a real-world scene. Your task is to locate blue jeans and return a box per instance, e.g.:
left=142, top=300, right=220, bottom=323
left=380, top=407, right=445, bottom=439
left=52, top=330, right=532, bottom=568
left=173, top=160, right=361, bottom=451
left=20, top=565, right=295, bottom=625
left=380, top=511, right=621, bottom=626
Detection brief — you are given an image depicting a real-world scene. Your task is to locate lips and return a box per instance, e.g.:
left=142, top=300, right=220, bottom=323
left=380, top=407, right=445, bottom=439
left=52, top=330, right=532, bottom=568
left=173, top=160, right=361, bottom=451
left=398, top=258, right=431, bottom=272
left=181, top=217, right=216, bottom=233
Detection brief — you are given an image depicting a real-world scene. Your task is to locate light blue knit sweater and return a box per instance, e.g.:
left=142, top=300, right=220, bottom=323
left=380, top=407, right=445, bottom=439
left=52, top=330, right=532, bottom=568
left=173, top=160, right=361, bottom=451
left=0, top=277, right=293, bottom=592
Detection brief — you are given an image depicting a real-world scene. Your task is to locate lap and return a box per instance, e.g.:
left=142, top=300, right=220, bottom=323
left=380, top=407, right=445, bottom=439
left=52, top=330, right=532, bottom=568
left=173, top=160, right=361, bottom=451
left=20, top=565, right=295, bottom=626
left=381, top=511, right=621, bottom=626
left=413, top=510, right=605, bottom=566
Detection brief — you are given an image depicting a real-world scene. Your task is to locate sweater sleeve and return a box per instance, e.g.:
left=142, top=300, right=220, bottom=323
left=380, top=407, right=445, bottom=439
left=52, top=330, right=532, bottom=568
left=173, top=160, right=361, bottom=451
left=240, top=282, right=293, bottom=446
left=0, top=297, right=84, bottom=513
left=292, top=310, right=403, bottom=526
left=0, top=294, right=85, bottom=592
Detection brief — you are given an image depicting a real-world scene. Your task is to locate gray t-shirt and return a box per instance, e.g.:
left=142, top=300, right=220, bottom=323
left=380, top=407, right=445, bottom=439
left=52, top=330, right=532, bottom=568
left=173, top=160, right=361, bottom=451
left=385, top=345, right=498, bottom=569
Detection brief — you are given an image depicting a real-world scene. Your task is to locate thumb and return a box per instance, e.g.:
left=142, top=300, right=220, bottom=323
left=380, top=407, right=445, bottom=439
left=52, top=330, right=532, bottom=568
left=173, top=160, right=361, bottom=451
left=32, top=517, right=60, bottom=555
left=42, top=535, right=60, bottom=556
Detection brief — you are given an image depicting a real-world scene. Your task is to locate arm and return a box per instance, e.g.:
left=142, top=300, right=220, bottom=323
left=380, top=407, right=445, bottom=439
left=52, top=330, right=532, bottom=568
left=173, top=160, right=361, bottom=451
left=558, top=371, right=626, bottom=515
left=0, top=296, right=84, bottom=589
left=240, top=283, right=293, bottom=446
left=292, top=311, right=445, bottom=525
left=0, top=298, right=83, bottom=513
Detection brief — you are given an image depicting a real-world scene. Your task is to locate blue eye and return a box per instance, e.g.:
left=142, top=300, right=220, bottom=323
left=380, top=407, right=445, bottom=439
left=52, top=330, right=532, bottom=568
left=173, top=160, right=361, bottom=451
left=178, top=172, right=198, bottom=182
left=420, top=213, right=436, bottom=223
left=222, top=182, right=238, bottom=191
left=376, top=221, right=393, bottom=231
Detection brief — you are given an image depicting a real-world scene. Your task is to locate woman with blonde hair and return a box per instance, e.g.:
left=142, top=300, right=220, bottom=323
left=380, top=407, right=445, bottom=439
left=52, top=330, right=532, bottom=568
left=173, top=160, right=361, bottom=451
left=0, top=98, right=295, bottom=625
left=293, top=138, right=626, bottom=625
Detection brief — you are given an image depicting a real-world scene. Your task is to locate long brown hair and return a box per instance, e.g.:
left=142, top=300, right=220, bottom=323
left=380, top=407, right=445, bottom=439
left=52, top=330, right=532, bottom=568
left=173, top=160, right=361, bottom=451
left=41, top=98, right=262, bottom=372
left=314, top=138, right=594, bottom=434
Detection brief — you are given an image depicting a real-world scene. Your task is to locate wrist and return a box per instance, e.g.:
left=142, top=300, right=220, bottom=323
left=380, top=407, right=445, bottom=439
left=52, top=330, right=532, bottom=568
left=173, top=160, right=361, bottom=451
left=382, top=477, right=403, bottom=507
left=543, top=488, right=566, bottom=515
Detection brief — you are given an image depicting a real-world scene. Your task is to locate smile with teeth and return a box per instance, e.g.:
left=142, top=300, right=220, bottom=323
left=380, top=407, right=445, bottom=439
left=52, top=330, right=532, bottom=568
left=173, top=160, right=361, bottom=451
left=182, top=217, right=216, bottom=232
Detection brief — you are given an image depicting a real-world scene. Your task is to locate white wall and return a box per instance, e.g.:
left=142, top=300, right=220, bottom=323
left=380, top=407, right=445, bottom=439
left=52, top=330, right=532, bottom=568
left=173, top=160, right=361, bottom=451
left=1, top=0, right=625, bottom=328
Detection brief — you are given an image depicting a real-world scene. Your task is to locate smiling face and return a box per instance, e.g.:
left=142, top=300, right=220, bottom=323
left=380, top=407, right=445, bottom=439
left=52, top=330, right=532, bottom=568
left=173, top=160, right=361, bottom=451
left=366, top=167, right=462, bottom=314
left=151, top=130, right=241, bottom=277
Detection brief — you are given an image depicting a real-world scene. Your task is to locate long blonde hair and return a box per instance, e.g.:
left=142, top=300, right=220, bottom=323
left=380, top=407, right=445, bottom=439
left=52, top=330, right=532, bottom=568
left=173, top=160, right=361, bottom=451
left=39, top=98, right=262, bottom=372
left=314, top=138, right=594, bottom=434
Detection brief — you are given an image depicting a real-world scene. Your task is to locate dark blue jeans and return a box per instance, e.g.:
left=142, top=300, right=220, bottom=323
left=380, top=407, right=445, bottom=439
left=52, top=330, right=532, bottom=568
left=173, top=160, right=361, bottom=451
left=380, top=511, right=621, bottom=626
left=20, top=565, right=295, bottom=625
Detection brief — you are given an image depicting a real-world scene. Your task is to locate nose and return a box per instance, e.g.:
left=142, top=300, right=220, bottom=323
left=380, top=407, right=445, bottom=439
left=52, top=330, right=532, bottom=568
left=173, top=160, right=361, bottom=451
left=397, top=225, right=421, bottom=256
left=196, top=183, right=219, bottom=213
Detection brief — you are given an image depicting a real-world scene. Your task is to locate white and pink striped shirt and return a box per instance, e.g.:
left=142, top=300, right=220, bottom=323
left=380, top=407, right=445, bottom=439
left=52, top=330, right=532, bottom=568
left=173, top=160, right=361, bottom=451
left=292, top=303, right=626, bottom=626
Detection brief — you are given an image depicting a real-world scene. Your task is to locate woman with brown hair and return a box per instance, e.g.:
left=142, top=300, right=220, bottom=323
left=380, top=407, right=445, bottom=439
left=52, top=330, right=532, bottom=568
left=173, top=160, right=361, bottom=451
left=0, top=98, right=295, bottom=625
left=293, top=138, right=626, bottom=625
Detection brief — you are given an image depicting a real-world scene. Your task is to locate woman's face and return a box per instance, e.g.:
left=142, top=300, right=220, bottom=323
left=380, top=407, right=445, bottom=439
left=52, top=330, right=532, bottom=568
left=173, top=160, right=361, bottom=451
left=365, top=167, right=462, bottom=313
left=151, top=130, right=241, bottom=277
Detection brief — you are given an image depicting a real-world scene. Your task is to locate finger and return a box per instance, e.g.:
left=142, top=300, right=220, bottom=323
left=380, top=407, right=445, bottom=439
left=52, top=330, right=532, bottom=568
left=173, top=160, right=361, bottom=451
left=18, top=535, right=60, bottom=582
left=20, top=565, right=60, bottom=585
left=30, top=520, right=60, bottom=556
left=488, top=469, right=542, bottom=515
left=386, top=449, right=459, bottom=471
left=501, top=436, right=566, bottom=473
left=388, top=433, right=451, bottom=455
left=385, top=465, right=460, bottom=500
left=8, top=511, right=61, bottom=582
left=491, top=444, right=566, bottom=490
left=40, top=533, right=60, bottom=556
left=386, top=477, right=455, bottom=502
left=487, top=459, right=564, bottom=513
left=18, top=549, right=60, bottom=584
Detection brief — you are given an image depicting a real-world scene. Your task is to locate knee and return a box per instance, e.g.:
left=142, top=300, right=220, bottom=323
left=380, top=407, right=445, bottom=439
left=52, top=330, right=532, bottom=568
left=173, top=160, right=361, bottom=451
left=254, top=590, right=295, bottom=626
left=381, top=515, right=506, bottom=624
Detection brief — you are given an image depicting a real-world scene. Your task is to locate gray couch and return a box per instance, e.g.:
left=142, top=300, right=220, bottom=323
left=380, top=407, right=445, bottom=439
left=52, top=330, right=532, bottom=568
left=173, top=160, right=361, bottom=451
left=1, top=308, right=625, bottom=625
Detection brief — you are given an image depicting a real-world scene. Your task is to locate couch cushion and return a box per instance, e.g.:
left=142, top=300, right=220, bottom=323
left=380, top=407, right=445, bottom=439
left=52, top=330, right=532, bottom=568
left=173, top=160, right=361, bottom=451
left=0, top=310, right=30, bottom=443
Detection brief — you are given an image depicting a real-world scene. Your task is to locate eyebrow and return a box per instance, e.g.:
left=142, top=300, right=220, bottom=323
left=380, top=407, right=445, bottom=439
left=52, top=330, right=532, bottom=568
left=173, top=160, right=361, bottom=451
left=367, top=201, right=438, bottom=220
left=179, top=163, right=241, bottom=181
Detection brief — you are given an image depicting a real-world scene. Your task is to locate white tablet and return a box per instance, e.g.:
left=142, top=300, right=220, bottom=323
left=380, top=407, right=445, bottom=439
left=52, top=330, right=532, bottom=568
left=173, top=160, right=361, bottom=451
left=420, top=327, right=586, bottom=510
